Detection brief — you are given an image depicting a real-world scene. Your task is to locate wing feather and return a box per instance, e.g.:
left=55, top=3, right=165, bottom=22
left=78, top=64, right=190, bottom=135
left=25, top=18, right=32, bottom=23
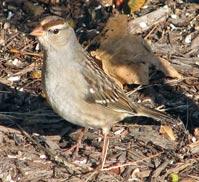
left=82, top=53, right=138, bottom=114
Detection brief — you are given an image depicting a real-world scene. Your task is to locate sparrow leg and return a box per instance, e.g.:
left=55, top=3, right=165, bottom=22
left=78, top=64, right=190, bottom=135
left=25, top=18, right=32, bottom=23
left=74, top=128, right=86, bottom=156
left=63, top=128, right=86, bottom=156
left=101, top=130, right=110, bottom=169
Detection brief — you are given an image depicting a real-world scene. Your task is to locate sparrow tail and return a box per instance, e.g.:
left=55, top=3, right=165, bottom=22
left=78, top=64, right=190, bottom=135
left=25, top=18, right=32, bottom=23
left=134, top=104, right=175, bottom=124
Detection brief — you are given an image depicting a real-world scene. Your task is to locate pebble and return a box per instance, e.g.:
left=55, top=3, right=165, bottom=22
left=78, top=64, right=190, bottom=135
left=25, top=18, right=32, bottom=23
left=35, top=43, right=40, bottom=51
left=7, top=75, right=21, bottom=82
left=139, top=22, right=147, bottom=28
left=40, top=154, right=47, bottom=159
left=12, top=58, right=23, bottom=67
left=191, top=136, right=196, bottom=143
left=3, top=22, right=10, bottom=29
left=185, top=34, right=192, bottom=44
left=171, top=14, right=178, bottom=19
left=170, top=23, right=177, bottom=30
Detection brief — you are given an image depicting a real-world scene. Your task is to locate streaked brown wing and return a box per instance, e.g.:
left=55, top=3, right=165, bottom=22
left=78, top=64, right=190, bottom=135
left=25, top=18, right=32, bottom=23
left=82, top=53, right=138, bottom=114
left=81, top=53, right=175, bottom=124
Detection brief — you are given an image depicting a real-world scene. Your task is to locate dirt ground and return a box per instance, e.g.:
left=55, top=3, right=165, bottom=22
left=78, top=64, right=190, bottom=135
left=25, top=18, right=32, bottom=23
left=0, top=0, right=199, bottom=181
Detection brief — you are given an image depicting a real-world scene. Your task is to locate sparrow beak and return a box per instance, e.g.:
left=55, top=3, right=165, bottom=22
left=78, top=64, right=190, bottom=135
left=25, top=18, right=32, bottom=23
left=30, top=26, right=44, bottom=37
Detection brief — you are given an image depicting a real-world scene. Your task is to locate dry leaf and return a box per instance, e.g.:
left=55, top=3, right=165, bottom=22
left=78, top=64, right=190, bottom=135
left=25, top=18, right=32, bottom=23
left=31, top=70, right=42, bottom=79
left=159, top=125, right=176, bottom=141
left=110, top=163, right=121, bottom=175
left=128, top=0, right=147, bottom=12
left=128, top=5, right=170, bottom=34
left=154, top=57, right=183, bottom=79
left=100, top=0, right=113, bottom=6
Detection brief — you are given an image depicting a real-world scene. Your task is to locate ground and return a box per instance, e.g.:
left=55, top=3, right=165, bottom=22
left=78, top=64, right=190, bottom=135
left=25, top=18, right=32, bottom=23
left=0, top=0, right=199, bottom=181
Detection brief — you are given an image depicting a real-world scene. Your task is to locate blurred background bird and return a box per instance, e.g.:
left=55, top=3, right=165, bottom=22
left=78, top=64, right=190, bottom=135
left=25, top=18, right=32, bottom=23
left=91, top=14, right=182, bottom=88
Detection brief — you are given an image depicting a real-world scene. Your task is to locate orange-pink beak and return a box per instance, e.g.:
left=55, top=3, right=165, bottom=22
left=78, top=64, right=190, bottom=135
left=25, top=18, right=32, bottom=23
left=30, top=26, right=44, bottom=37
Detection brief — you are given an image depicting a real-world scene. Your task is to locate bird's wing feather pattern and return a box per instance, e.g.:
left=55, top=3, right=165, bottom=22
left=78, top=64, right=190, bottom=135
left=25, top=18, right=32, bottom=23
left=82, top=53, right=138, bottom=114
left=81, top=53, right=174, bottom=123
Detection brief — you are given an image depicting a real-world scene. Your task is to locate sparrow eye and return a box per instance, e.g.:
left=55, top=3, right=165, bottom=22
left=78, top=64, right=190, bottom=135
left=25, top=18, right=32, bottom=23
left=49, top=29, right=59, bottom=34
left=52, top=29, right=59, bottom=34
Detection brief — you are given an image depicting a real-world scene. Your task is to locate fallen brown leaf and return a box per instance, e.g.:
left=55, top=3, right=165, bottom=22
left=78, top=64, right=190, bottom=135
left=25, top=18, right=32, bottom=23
left=159, top=125, right=176, bottom=141
left=31, top=70, right=42, bottom=79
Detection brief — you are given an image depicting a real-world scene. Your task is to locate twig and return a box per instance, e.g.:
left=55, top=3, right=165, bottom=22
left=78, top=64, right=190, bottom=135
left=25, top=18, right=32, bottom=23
left=128, top=6, right=170, bottom=34
left=101, top=152, right=163, bottom=171
left=144, top=24, right=159, bottom=40
left=187, top=175, right=199, bottom=180
left=5, top=32, right=19, bottom=48
left=126, top=77, right=197, bottom=96
left=187, top=140, right=199, bottom=155
left=12, top=63, right=38, bottom=76
left=126, top=85, right=143, bottom=96
left=0, top=77, right=12, bottom=86
left=161, top=159, right=198, bottom=179
left=84, top=170, right=98, bottom=182
left=9, top=48, right=43, bottom=58
left=151, top=160, right=170, bottom=179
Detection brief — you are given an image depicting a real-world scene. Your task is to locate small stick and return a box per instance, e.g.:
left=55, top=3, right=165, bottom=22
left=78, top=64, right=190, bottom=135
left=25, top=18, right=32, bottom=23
left=101, top=152, right=163, bottom=171
left=10, top=48, right=43, bottom=58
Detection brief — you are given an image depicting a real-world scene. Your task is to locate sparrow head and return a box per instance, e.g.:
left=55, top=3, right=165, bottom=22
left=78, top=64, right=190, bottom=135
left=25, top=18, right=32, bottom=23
left=31, top=16, right=75, bottom=49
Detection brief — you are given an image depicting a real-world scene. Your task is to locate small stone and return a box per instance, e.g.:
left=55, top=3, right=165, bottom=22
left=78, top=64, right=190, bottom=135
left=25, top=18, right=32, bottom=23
left=40, top=154, right=47, bottom=159
left=171, top=14, right=178, bottom=19
left=12, top=58, right=23, bottom=67
left=3, top=22, right=10, bottom=30
left=185, top=34, right=192, bottom=44
left=7, top=75, right=21, bottom=82
left=35, top=43, right=40, bottom=51
left=139, top=22, right=147, bottom=28
left=192, top=136, right=196, bottom=143
left=170, top=23, right=177, bottom=30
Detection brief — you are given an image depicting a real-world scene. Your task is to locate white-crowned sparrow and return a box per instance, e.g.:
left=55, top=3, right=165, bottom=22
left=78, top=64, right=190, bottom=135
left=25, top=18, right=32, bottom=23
left=31, top=16, right=175, bottom=168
